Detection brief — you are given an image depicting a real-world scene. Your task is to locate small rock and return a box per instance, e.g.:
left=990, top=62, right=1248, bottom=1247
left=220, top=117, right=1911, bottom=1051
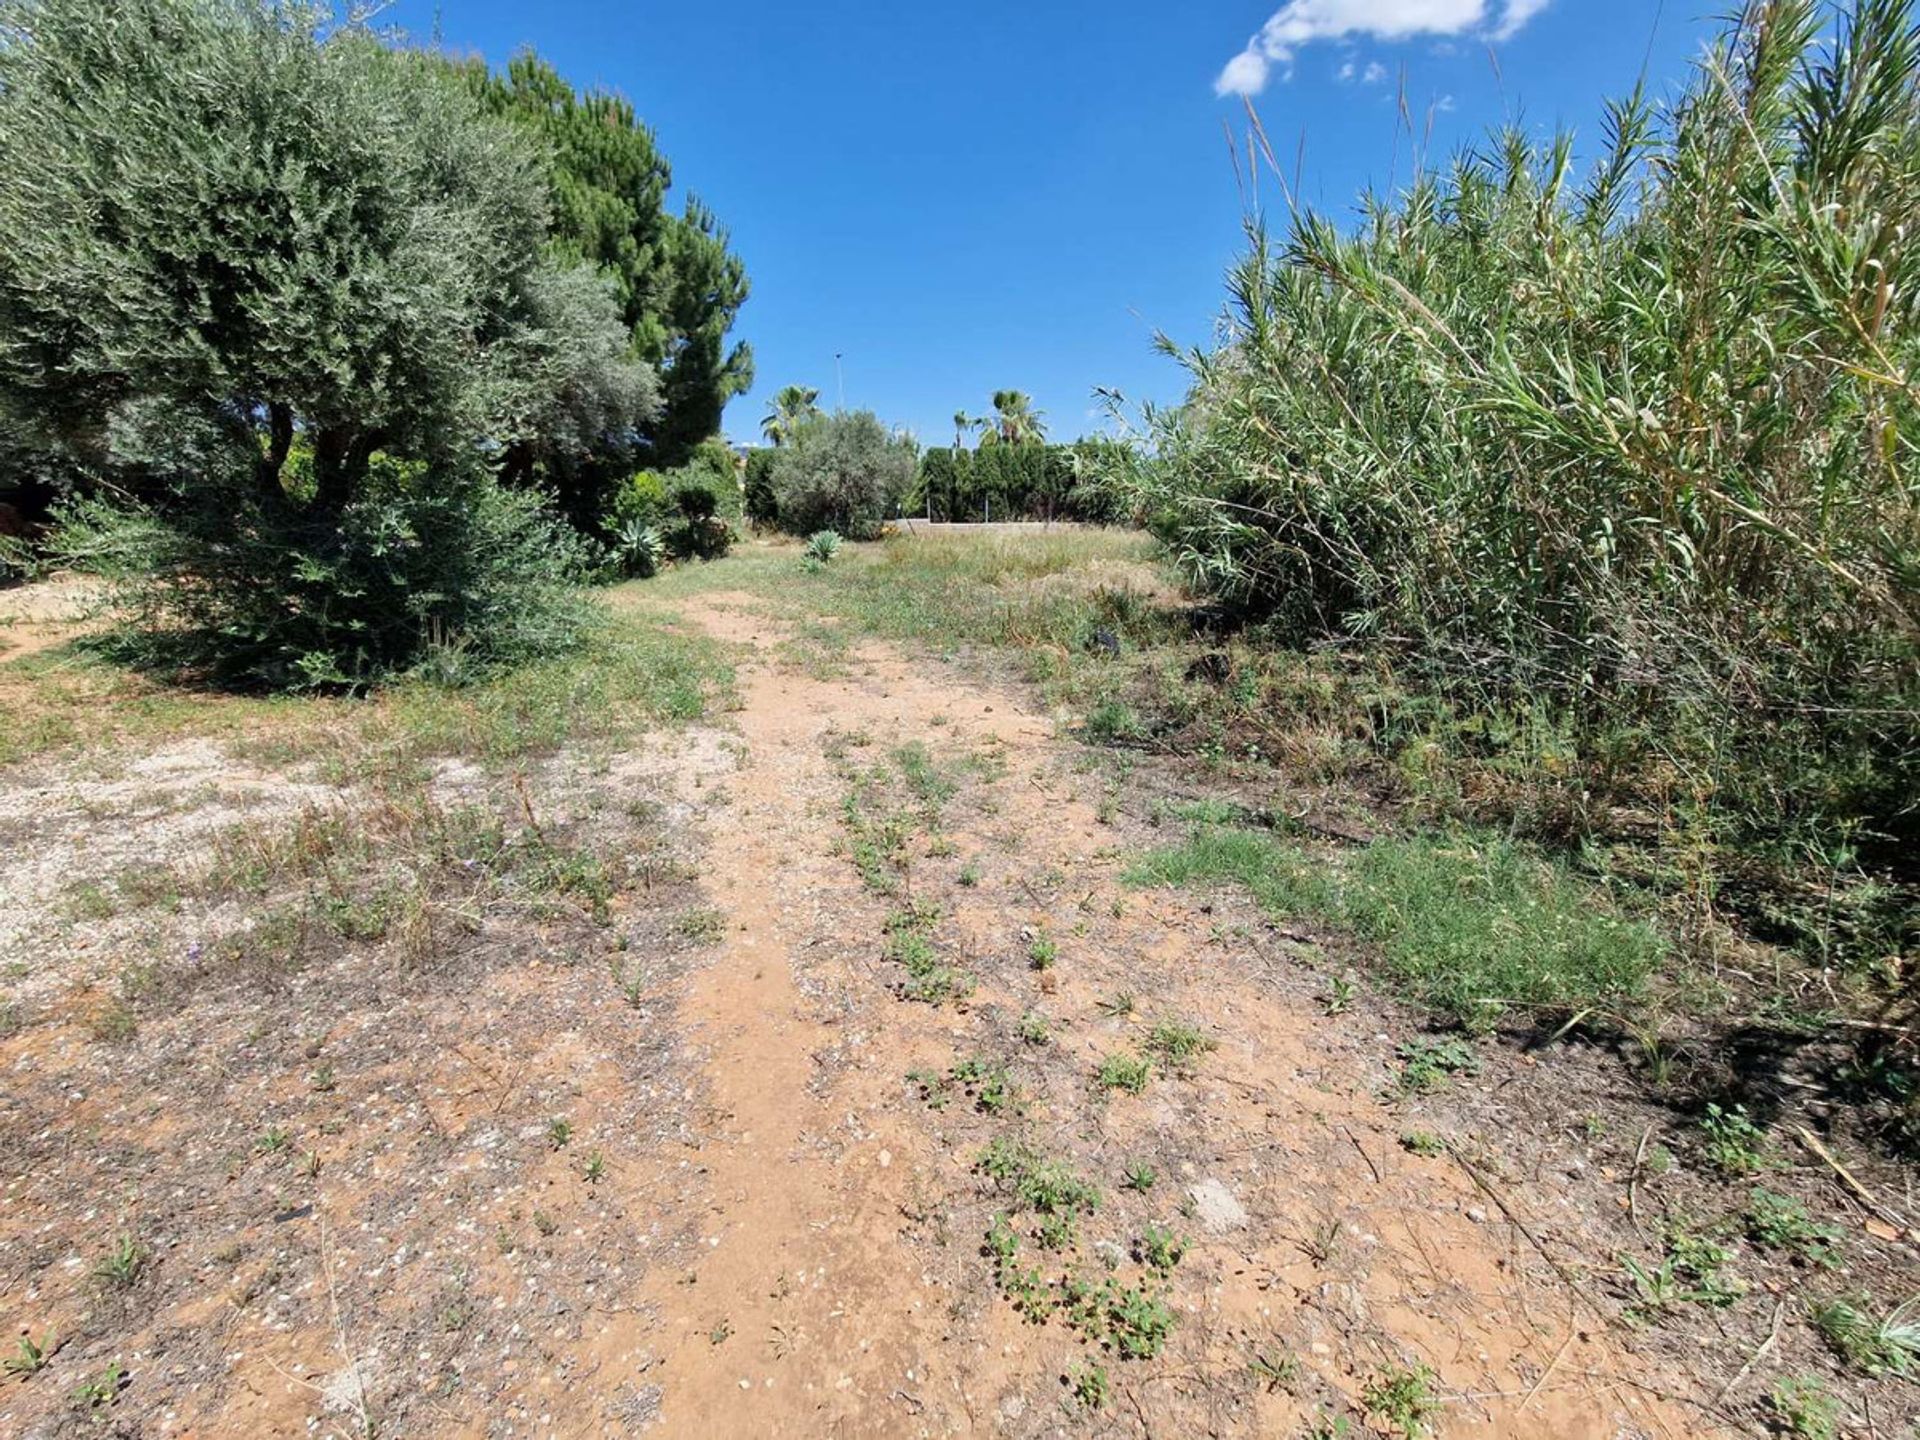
left=1465, top=1206, right=1489, bottom=1224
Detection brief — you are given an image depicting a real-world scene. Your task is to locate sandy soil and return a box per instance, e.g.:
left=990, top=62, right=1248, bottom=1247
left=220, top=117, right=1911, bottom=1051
left=2, top=578, right=1900, bottom=1436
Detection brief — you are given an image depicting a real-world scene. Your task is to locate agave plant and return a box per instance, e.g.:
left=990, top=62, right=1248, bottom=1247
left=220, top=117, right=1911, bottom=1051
left=613, top=518, right=663, bottom=579
left=804, top=530, right=843, bottom=564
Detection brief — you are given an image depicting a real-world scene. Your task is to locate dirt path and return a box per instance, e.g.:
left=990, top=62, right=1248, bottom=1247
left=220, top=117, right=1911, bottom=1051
left=578, top=590, right=1710, bottom=1438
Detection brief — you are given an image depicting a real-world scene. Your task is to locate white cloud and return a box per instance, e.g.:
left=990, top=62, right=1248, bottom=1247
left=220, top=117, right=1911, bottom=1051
left=1337, top=59, right=1356, bottom=80
left=1214, top=0, right=1551, bottom=96
left=1491, top=0, right=1550, bottom=40
left=1362, top=60, right=1389, bottom=84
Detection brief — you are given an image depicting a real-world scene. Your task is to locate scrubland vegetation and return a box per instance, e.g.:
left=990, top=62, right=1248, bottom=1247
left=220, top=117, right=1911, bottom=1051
left=0, top=0, right=1914, bottom=1435
left=1114, top=0, right=1917, bottom=990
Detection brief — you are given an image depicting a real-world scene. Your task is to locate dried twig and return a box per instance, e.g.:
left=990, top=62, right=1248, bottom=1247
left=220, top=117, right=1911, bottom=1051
left=1796, top=1126, right=1906, bottom=1229
left=1713, top=1301, right=1784, bottom=1405
left=1449, top=1147, right=1608, bottom=1320
left=1627, top=1124, right=1655, bottom=1234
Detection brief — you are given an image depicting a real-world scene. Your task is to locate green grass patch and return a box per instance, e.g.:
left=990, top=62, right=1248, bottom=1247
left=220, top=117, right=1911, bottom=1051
left=1125, top=826, right=1663, bottom=1029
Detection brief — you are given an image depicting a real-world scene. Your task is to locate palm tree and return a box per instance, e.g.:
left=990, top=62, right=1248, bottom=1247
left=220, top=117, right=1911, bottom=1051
left=761, top=384, right=822, bottom=446
left=952, top=410, right=973, bottom=450
left=979, top=389, right=1047, bottom=446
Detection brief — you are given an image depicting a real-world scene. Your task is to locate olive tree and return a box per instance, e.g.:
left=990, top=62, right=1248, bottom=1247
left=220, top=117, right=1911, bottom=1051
left=770, top=412, right=917, bottom=541
left=0, top=0, right=656, bottom=684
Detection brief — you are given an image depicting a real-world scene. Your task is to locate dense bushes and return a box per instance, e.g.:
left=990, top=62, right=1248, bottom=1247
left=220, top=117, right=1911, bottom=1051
left=51, top=459, right=594, bottom=688
left=0, top=0, right=651, bottom=686
left=770, top=412, right=917, bottom=540
left=1113, top=0, right=1919, bottom=903
left=914, top=441, right=1130, bottom=523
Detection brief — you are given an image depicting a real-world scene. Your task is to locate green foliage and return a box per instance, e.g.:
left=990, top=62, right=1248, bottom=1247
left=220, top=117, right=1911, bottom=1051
left=1068, top=1362, right=1110, bottom=1411
left=1700, top=1103, right=1773, bottom=1176
left=1096, top=1052, right=1151, bottom=1095
left=1745, top=1189, right=1842, bottom=1267
left=1394, top=1038, right=1480, bottom=1095
left=1768, top=1376, right=1840, bottom=1440
left=1811, top=1295, right=1920, bottom=1377
left=761, top=385, right=823, bottom=448
left=1361, top=1364, right=1439, bottom=1438
left=464, top=51, right=750, bottom=472
left=0, top=0, right=628, bottom=687
left=1108, top=0, right=1920, bottom=933
left=912, top=440, right=1123, bottom=523
left=1126, top=826, right=1662, bottom=1029
left=51, top=459, right=594, bottom=689
left=771, top=411, right=917, bottom=540
left=743, top=447, right=781, bottom=526
left=804, top=531, right=844, bottom=565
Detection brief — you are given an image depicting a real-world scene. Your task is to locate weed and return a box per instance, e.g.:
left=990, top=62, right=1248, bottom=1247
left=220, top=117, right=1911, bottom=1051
left=1323, top=974, right=1355, bottom=1015
left=1027, top=933, right=1058, bottom=970
left=1035, top=1211, right=1079, bottom=1251
left=1067, top=1361, right=1110, bottom=1411
left=93, top=1234, right=145, bottom=1290
left=976, top=1138, right=1102, bottom=1217
left=582, top=1150, right=607, bottom=1184
left=708, top=1318, right=732, bottom=1345
left=907, top=1068, right=950, bottom=1109
left=4, top=1328, right=55, bottom=1377
left=1394, top=1037, right=1479, bottom=1095
left=1306, top=1413, right=1356, bottom=1440
left=1247, top=1348, right=1300, bottom=1393
left=1361, top=1363, right=1439, bottom=1438
left=1145, top=1019, right=1215, bottom=1072
left=1136, top=1224, right=1185, bottom=1272
left=532, top=1210, right=559, bottom=1237
left=1103, top=1281, right=1175, bottom=1359
left=673, top=907, right=726, bottom=943
left=1744, top=1190, right=1841, bottom=1267
left=547, top=1118, right=573, bottom=1150
left=1123, top=1162, right=1157, bottom=1193
left=1700, top=1104, right=1772, bottom=1176
left=308, top=1064, right=336, bottom=1093
left=1810, top=1295, right=1919, bottom=1377
left=1767, top=1376, right=1840, bottom=1440
left=958, top=862, right=981, bottom=887
left=1096, top=1052, right=1151, bottom=1095
left=1017, top=1010, right=1051, bottom=1045
left=72, top=1361, right=125, bottom=1410
left=1624, top=1222, right=1745, bottom=1319
left=256, top=1126, right=290, bottom=1155
left=87, top=999, right=138, bottom=1043
left=951, top=1055, right=1023, bottom=1116
left=1399, top=1131, right=1446, bottom=1158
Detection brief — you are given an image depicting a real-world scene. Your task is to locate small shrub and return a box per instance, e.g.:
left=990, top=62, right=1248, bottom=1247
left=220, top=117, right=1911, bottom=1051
left=804, top=530, right=843, bottom=564
left=1700, top=1104, right=1772, bottom=1176
left=54, top=462, right=596, bottom=691
left=1745, top=1189, right=1841, bottom=1267
left=1394, top=1038, right=1479, bottom=1095
left=770, top=411, right=916, bottom=540
left=1768, top=1376, right=1840, bottom=1440
left=1096, top=1052, right=1151, bottom=1095
left=1811, top=1296, right=1920, bottom=1377
left=1361, top=1364, right=1439, bottom=1438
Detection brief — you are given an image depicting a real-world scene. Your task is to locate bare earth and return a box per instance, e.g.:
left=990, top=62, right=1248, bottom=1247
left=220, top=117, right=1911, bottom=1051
left=0, top=578, right=1832, bottom=1436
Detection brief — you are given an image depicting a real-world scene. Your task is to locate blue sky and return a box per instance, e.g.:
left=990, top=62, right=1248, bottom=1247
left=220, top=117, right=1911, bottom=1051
left=384, top=1, right=1715, bottom=446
